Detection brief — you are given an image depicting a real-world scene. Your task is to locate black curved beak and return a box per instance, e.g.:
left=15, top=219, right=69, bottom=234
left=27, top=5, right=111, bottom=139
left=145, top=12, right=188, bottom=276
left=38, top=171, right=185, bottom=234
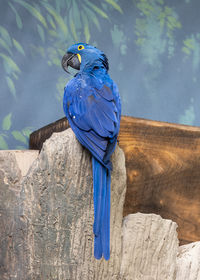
left=61, top=52, right=80, bottom=73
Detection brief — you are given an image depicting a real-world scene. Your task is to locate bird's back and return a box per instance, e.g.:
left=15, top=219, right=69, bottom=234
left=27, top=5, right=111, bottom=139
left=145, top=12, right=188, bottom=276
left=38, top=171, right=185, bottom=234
left=63, top=70, right=121, bottom=169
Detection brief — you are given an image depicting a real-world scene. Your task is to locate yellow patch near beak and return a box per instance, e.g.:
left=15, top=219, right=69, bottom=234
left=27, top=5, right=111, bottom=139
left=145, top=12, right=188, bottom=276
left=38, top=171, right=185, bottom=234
left=77, top=53, right=81, bottom=63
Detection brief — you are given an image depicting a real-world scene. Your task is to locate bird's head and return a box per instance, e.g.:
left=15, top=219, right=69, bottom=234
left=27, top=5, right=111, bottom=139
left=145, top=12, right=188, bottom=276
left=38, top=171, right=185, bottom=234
left=61, top=43, right=109, bottom=74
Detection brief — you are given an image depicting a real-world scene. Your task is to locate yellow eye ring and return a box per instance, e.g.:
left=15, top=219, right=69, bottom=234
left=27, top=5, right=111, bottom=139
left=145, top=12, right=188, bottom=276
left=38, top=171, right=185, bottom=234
left=78, top=45, right=84, bottom=50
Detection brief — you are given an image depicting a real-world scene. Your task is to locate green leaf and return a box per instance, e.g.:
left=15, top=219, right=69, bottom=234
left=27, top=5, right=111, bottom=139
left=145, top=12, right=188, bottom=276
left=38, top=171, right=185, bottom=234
left=2, top=113, right=12, bottom=131
left=0, top=26, right=12, bottom=46
left=16, top=11, right=23, bottom=29
left=48, top=29, right=58, bottom=37
left=42, top=3, right=68, bottom=36
left=12, top=130, right=27, bottom=144
left=104, top=0, right=123, bottom=13
left=8, top=2, right=23, bottom=29
left=37, top=24, right=45, bottom=43
left=182, top=46, right=191, bottom=55
left=0, top=38, right=12, bottom=55
left=84, top=21, right=90, bottom=43
left=0, top=53, right=21, bottom=74
left=47, top=14, right=56, bottom=29
left=184, top=38, right=194, bottom=50
left=12, top=72, right=19, bottom=80
left=6, top=76, right=16, bottom=98
left=83, top=6, right=101, bottom=31
left=14, top=0, right=47, bottom=28
left=12, top=38, right=25, bottom=55
left=86, top=1, right=108, bottom=18
left=0, top=135, right=8, bottom=150
left=22, top=127, right=32, bottom=137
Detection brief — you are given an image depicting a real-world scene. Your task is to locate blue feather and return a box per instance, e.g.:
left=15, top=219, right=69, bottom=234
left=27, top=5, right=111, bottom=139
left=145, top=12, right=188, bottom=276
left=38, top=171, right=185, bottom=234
left=63, top=43, right=121, bottom=260
left=92, top=157, right=110, bottom=260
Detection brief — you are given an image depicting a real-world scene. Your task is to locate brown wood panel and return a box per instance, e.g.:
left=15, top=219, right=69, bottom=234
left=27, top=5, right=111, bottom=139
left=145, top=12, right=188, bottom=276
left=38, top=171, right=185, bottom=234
left=29, top=116, right=200, bottom=245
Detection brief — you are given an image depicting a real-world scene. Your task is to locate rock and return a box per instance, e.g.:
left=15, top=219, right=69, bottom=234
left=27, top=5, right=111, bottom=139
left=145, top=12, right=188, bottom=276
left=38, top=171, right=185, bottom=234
left=175, top=242, right=200, bottom=280
left=120, top=213, right=178, bottom=280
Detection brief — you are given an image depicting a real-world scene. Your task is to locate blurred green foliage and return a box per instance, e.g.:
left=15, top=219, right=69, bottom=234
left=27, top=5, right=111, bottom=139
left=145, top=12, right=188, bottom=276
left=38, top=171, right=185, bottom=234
left=135, top=0, right=181, bottom=64
left=0, top=113, right=32, bottom=149
left=182, top=34, right=200, bottom=72
left=0, top=0, right=200, bottom=149
left=178, top=99, right=195, bottom=125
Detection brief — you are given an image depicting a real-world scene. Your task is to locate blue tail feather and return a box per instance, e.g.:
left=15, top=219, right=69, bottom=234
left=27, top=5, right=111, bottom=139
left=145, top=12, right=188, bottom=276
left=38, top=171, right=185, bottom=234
left=92, top=157, right=111, bottom=260
left=102, top=169, right=110, bottom=260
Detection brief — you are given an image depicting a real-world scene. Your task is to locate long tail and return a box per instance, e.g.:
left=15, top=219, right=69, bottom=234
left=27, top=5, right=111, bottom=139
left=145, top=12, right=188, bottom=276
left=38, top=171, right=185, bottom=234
left=92, top=157, right=111, bottom=260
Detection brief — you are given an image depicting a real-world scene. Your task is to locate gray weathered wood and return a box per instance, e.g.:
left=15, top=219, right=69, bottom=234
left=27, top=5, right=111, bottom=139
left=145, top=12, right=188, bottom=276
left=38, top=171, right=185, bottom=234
left=0, top=150, right=38, bottom=280
left=175, top=242, right=200, bottom=280
left=0, top=129, right=126, bottom=280
left=120, top=213, right=179, bottom=280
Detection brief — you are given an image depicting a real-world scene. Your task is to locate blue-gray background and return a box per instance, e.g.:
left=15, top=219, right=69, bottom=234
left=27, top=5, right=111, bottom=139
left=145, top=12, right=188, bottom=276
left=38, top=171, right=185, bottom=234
left=0, top=0, right=200, bottom=149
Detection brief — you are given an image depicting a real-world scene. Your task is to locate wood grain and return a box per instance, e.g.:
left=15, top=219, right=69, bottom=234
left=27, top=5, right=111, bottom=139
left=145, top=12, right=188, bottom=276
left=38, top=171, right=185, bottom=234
left=120, top=213, right=178, bottom=280
left=176, top=242, right=200, bottom=279
left=29, top=115, right=200, bottom=245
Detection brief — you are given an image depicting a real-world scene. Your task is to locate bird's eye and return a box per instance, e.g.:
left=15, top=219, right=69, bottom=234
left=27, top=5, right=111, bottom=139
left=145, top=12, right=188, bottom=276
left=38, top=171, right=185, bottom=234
left=78, top=45, right=84, bottom=50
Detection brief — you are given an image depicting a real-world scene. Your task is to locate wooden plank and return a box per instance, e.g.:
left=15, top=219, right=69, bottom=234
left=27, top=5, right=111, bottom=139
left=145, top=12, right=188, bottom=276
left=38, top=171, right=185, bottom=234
left=29, top=117, right=69, bottom=150
left=29, top=116, right=200, bottom=245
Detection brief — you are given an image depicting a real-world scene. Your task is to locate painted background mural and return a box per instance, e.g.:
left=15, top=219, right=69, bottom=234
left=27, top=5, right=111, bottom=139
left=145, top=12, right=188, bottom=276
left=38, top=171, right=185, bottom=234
left=0, top=0, right=199, bottom=149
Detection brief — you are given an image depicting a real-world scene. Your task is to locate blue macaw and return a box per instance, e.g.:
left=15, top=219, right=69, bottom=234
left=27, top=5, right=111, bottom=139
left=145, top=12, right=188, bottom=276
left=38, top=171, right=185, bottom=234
left=61, top=43, right=121, bottom=260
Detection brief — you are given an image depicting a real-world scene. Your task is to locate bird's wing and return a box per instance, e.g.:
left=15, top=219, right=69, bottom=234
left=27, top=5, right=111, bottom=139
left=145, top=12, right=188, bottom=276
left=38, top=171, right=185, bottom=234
left=63, top=76, right=120, bottom=168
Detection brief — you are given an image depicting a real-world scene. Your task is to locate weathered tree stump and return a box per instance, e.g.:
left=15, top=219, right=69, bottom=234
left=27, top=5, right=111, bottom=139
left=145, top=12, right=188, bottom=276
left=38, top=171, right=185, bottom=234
left=0, top=129, right=126, bottom=280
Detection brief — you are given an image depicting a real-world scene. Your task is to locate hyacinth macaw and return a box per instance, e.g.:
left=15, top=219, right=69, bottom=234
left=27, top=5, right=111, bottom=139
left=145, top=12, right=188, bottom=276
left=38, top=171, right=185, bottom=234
left=61, top=43, right=121, bottom=260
